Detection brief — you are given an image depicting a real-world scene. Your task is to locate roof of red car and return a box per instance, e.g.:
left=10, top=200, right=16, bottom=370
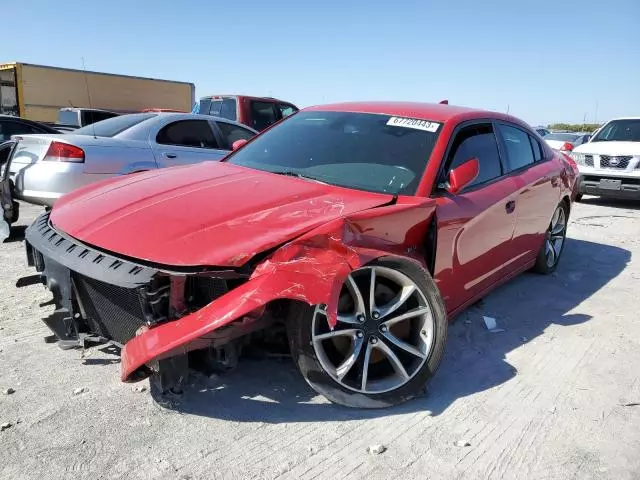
left=305, top=101, right=486, bottom=123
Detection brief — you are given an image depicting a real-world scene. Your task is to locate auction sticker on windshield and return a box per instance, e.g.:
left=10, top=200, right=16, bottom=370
left=386, top=117, right=441, bottom=132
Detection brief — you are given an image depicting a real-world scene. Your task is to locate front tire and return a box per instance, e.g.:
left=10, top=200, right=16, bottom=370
left=287, top=257, right=447, bottom=408
left=532, top=201, right=568, bottom=274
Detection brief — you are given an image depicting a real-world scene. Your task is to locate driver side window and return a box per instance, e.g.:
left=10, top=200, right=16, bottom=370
left=447, top=124, right=502, bottom=188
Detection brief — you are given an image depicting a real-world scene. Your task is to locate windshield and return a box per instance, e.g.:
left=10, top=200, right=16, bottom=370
left=592, top=119, right=640, bottom=142
left=226, top=111, right=441, bottom=195
left=545, top=133, right=579, bottom=142
left=74, top=113, right=156, bottom=137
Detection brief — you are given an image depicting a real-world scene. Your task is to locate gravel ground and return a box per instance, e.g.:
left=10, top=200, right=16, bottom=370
left=1, top=199, right=639, bottom=480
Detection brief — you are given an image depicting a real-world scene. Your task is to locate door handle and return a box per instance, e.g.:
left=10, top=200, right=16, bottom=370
left=505, top=200, right=516, bottom=214
left=163, top=153, right=177, bottom=159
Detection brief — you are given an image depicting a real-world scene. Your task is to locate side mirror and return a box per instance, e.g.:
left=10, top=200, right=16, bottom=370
left=447, top=157, right=479, bottom=195
left=232, top=139, right=248, bottom=151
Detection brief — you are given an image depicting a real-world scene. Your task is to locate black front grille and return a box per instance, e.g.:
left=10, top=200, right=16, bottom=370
left=187, top=276, right=228, bottom=310
left=600, top=155, right=631, bottom=169
left=74, top=274, right=147, bottom=344
left=585, top=155, right=594, bottom=167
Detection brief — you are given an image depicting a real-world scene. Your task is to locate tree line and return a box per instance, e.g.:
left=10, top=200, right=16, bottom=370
left=547, top=123, right=601, bottom=132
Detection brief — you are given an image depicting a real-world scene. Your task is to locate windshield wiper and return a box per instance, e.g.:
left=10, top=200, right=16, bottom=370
left=270, top=170, right=328, bottom=184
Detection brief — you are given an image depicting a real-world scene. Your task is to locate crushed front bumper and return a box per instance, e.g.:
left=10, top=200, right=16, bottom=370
left=24, top=213, right=167, bottom=348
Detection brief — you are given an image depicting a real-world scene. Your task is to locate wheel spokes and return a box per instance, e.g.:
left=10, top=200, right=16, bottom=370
left=368, top=268, right=377, bottom=315
left=336, top=336, right=365, bottom=380
left=381, top=330, right=426, bottom=359
left=313, top=328, right=360, bottom=342
left=346, top=274, right=365, bottom=316
left=360, top=342, right=373, bottom=390
left=381, top=306, right=430, bottom=328
left=377, top=285, right=417, bottom=319
left=375, top=341, right=410, bottom=381
left=545, top=239, right=556, bottom=266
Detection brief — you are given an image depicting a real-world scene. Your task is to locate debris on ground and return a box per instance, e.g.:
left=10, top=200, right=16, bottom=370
left=483, top=316, right=505, bottom=333
left=4, top=387, right=15, bottom=395
left=454, top=439, right=471, bottom=447
left=549, top=406, right=557, bottom=414
left=367, top=444, right=387, bottom=455
left=619, top=402, right=639, bottom=407
left=72, top=387, right=88, bottom=396
left=1, top=422, right=12, bottom=431
left=133, top=385, right=147, bottom=393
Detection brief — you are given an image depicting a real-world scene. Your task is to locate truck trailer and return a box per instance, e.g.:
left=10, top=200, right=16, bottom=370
left=0, top=62, right=195, bottom=123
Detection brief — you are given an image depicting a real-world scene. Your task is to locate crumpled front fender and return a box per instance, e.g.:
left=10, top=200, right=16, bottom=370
left=121, top=197, right=435, bottom=381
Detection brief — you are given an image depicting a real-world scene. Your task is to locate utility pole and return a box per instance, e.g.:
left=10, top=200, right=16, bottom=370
left=594, top=101, right=599, bottom=124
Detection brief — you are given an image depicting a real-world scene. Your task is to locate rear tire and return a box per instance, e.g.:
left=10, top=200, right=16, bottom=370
left=532, top=201, right=568, bottom=274
left=286, top=257, right=448, bottom=408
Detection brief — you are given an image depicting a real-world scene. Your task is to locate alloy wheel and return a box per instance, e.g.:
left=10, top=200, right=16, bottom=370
left=545, top=206, right=567, bottom=268
left=311, top=266, right=435, bottom=394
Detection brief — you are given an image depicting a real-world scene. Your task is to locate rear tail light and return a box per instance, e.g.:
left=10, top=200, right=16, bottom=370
left=43, top=141, right=85, bottom=163
left=560, top=142, right=574, bottom=151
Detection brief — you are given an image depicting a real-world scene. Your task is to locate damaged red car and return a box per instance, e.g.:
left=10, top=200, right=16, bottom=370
left=23, top=102, right=578, bottom=408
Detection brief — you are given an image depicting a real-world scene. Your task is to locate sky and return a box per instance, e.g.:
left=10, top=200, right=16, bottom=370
left=4, top=0, right=639, bottom=125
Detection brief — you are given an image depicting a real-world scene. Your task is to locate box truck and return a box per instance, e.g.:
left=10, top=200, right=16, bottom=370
left=0, top=62, right=195, bottom=123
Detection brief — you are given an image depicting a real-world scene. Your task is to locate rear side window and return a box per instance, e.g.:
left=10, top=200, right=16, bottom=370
left=250, top=101, right=278, bottom=131
left=497, top=124, right=535, bottom=171
left=156, top=120, right=219, bottom=148
left=529, top=135, right=543, bottom=162
left=216, top=121, right=256, bottom=149
left=81, top=110, right=118, bottom=126
left=74, top=113, right=156, bottom=137
left=447, top=123, right=502, bottom=188
left=0, top=121, right=46, bottom=141
left=278, top=104, right=297, bottom=119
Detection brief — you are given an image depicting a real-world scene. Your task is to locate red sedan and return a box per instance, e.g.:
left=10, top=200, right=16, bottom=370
left=23, top=102, right=578, bottom=408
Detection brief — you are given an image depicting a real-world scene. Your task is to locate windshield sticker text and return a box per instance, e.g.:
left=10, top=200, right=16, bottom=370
left=386, top=117, right=441, bottom=133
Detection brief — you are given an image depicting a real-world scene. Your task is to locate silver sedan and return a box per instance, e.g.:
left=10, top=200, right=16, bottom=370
left=7, top=112, right=257, bottom=208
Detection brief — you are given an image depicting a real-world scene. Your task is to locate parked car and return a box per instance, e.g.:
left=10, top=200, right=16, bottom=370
left=534, top=126, right=550, bottom=137
left=0, top=115, right=62, bottom=142
left=570, top=117, right=640, bottom=200
left=543, top=132, right=591, bottom=152
left=56, top=107, right=120, bottom=129
left=21, top=101, right=577, bottom=408
left=3, top=112, right=258, bottom=214
left=193, top=95, right=298, bottom=131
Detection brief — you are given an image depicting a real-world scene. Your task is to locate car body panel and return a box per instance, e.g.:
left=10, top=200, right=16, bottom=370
left=21, top=101, right=578, bottom=386
left=50, top=162, right=396, bottom=267
left=119, top=196, right=436, bottom=380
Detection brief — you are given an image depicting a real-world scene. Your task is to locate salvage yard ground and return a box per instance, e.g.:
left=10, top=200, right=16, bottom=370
left=1, top=200, right=639, bottom=480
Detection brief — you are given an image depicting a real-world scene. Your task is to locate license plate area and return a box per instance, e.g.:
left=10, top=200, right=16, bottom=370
left=599, top=179, right=622, bottom=190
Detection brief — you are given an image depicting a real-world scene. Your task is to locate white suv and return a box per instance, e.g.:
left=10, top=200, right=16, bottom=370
left=569, top=117, right=640, bottom=200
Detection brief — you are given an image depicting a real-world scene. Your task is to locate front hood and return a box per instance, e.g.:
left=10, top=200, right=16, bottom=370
left=50, top=163, right=393, bottom=267
left=574, top=141, right=640, bottom=156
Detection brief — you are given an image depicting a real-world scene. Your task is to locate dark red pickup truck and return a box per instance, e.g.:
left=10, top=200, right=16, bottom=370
left=193, top=95, right=298, bottom=131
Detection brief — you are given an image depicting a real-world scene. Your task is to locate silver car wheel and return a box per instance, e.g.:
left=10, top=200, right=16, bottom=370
left=311, top=266, right=435, bottom=394
left=545, top=206, right=567, bottom=268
